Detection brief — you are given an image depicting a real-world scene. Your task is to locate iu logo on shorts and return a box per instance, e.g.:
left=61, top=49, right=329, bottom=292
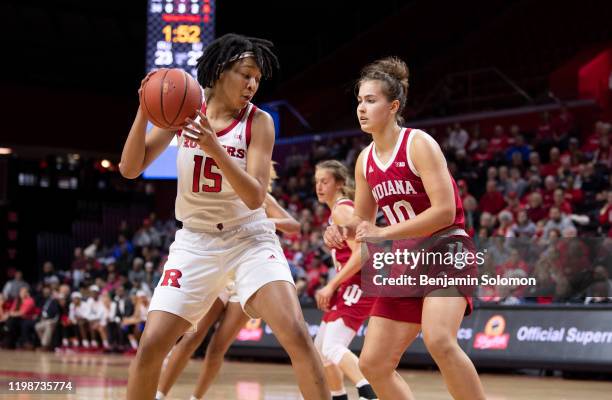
left=160, top=269, right=183, bottom=288
left=342, top=284, right=363, bottom=306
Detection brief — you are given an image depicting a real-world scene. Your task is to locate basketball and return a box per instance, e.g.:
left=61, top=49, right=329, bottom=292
left=140, top=68, right=202, bottom=130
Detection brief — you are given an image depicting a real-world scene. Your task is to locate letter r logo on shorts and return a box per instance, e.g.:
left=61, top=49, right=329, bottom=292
left=161, top=269, right=183, bottom=288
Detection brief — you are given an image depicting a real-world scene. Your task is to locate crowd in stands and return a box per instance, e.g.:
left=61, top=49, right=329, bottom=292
left=2, top=107, right=612, bottom=352
left=0, top=215, right=176, bottom=352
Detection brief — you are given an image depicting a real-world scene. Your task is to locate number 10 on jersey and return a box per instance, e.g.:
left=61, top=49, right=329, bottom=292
left=381, top=200, right=416, bottom=224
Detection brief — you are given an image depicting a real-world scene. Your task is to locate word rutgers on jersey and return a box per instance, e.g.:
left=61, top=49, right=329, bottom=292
left=183, top=138, right=246, bottom=159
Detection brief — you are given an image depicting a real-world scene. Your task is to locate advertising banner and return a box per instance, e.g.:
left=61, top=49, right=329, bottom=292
left=471, top=308, right=612, bottom=369
left=228, top=306, right=612, bottom=371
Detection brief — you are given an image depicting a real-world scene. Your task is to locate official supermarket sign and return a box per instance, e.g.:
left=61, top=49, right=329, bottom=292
left=228, top=305, right=612, bottom=372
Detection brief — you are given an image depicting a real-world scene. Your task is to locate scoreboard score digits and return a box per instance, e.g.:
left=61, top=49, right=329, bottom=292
left=146, top=0, right=216, bottom=77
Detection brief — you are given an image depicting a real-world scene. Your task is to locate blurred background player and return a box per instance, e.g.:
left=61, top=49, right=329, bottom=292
left=325, top=57, right=486, bottom=400
left=120, top=33, right=328, bottom=399
left=313, top=160, right=378, bottom=400
left=156, top=165, right=300, bottom=400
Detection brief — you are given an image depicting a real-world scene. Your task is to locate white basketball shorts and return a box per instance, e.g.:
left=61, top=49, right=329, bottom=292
left=148, top=219, right=294, bottom=328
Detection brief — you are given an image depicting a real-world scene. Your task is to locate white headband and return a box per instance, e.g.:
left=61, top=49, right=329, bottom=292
left=228, top=51, right=255, bottom=63
left=216, top=52, right=257, bottom=76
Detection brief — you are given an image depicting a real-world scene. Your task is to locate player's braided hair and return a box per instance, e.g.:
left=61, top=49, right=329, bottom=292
left=196, top=33, right=280, bottom=88
left=356, top=56, right=409, bottom=124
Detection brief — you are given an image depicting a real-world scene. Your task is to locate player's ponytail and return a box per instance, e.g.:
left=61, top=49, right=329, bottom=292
left=315, top=160, right=355, bottom=200
left=356, top=56, right=409, bottom=124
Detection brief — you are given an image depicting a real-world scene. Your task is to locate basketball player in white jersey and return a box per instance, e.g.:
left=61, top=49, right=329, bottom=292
left=120, top=34, right=328, bottom=400
left=155, top=166, right=300, bottom=400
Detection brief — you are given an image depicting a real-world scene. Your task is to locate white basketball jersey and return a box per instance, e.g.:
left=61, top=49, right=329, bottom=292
left=175, top=100, right=266, bottom=231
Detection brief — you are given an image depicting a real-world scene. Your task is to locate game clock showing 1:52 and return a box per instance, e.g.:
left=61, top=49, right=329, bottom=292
left=162, top=24, right=201, bottom=43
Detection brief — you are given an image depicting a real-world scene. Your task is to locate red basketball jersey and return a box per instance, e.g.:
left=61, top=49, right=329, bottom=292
left=329, top=199, right=353, bottom=265
left=323, top=199, right=375, bottom=331
left=328, top=198, right=362, bottom=286
left=363, top=128, right=465, bottom=233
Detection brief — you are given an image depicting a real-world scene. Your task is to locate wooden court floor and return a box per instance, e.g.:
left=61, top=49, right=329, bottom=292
left=0, top=350, right=610, bottom=399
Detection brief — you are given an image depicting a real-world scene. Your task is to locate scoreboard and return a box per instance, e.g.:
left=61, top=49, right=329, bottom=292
left=146, top=0, right=216, bottom=77
left=143, top=0, right=215, bottom=179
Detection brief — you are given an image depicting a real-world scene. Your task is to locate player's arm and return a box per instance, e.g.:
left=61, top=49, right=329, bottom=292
left=366, top=131, right=456, bottom=241
left=326, top=205, right=363, bottom=290
left=324, top=150, right=377, bottom=248
left=317, top=204, right=365, bottom=311
left=353, top=149, right=379, bottom=226
left=119, top=77, right=176, bottom=179
left=264, top=194, right=300, bottom=234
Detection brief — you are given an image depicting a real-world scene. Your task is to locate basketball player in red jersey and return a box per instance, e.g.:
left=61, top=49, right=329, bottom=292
left=156, top=167, right=300, bottom=400
left=120, top=34, right=328, bottom=400
left=312, top=160, right=377, bottom=400
left=325, top=57, right=486, bottom=400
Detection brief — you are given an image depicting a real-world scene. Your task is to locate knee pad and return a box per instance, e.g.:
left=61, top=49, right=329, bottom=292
left=321, top=341, right=349, bottom=365
left=314, top=323, right=332, bottom=366
left=320, top=319, right=356, bottom=365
